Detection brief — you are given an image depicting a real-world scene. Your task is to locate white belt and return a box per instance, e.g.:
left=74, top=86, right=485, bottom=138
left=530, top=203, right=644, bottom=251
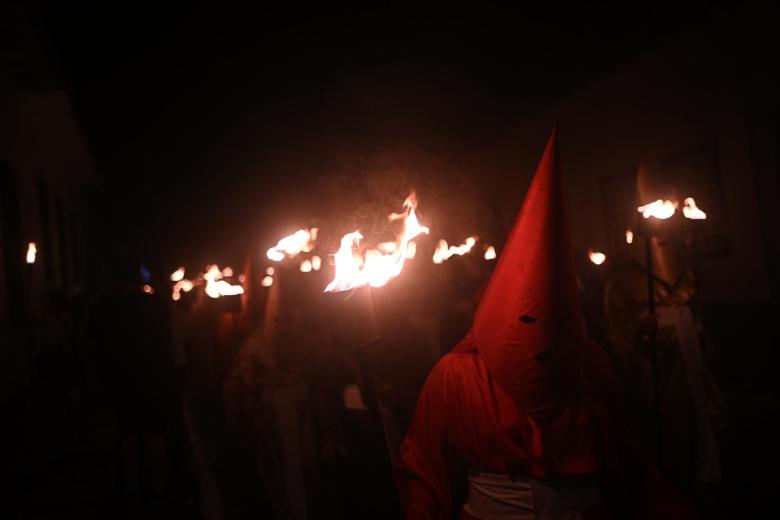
left=464, top=472, right=598, bottom=520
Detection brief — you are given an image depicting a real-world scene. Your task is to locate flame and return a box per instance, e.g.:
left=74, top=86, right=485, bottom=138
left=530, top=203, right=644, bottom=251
left=143, top=284, right=154, bottom=294
left=311, top=255, right=322, bottom=271
left=588, top=249, right=606, bottom=266
left=213, top=280, right=244, bottom=296
left=222, top=266, right=234, bottom=277
left=432, top=236, right=477, bottom=264
left=203, top=264, right=244, bottom=298
left=300, top=259, right=312, bottom=273
left=682, top=197, right=707, bottom=220
left=377, top=242, right=397, bottom=253
left=26, top=242, right=37, bottom=264
left=625, top=229, right=634, bottom=244
left=267, top=228, right=318, bottom=262
left=265, top=267, right=275, bottom=276
left=325, top=193, right=429, bottom=292
left=172, top=278, right=194, bottom=301
left=170, top=267, right=185, bottom=282
left=261, top=275, right=274, bottom=287
left=484, top=245, right=496, bottom=260
left=637, top=199, right=677, bottom=219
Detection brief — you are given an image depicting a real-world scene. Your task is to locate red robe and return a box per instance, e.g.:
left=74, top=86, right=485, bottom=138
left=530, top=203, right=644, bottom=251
left=397, top=336, right=692, bottom=519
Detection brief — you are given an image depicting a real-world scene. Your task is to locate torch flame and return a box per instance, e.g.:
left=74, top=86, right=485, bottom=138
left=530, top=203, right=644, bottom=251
left=266, top=228, right=318, bottom=262
left=213, top=280, right=244, bottom=296
left=203, top=264, right=244, bottom=298
left=432, top=236, right=477, bottom=264
left=637, top=199, right=678, bottom=219
left=626, top=229, right=634, bottom=244
left=170, top=266, right=185, bottom=282
left=588, top=249, right=606, bottom=266
left=172, top=278, right=194, bottom=301
left=325, top=193, right=429, bottom=292
left=682, top=197, right=707, bottom=220
left=142, top=284, right=154, bottom=294
left=26, top=242, right=37, bottom=264
left=484, top=246, right=496, bottom=260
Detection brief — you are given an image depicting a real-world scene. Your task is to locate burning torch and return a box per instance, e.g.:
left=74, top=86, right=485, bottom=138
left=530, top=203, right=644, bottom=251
left=634, top=196, right=707, bottom=463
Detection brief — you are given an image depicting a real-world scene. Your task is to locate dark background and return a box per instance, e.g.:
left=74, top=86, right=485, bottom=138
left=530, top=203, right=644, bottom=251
left=38, top=2, right=712, bottom=266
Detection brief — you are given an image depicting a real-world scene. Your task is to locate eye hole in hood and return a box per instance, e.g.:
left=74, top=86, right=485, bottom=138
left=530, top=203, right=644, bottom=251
left=535, top=350, right=557, bottom=363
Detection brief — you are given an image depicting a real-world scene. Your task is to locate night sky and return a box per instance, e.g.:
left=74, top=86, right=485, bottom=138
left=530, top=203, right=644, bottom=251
left=40, top=3, right=710, bottom=269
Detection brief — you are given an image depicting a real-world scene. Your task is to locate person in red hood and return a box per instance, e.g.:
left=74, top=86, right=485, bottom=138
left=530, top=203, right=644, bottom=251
left=397, top=130, right=694, bottom=519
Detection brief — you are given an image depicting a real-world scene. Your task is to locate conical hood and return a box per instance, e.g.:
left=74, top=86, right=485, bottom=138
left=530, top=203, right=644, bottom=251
left=472, top=129, right=584, bottom=423
left=636, top=156, right=683, bottom=286
left=636, top=154, right=659, bottom=205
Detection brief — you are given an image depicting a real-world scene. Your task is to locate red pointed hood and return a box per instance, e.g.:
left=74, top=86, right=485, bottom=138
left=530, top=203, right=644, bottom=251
left=472, top=129, right=584, bottom=423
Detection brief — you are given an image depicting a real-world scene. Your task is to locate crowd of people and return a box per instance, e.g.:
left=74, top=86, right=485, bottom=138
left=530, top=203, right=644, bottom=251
left=10, top=137, right=726, bottom=519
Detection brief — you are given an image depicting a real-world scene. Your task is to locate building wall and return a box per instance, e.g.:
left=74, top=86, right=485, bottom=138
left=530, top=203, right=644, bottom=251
left=0, top=66, right=96, bottom=395
left=466, top=12, right=778, bottom=305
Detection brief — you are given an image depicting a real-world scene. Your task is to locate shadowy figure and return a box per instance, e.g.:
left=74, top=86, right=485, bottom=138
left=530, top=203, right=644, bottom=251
left=88, top=259, right=176, bottom=506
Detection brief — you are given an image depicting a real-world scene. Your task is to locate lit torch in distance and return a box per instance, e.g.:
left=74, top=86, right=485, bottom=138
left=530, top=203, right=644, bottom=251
left=267, top=228, right=318, bottom=262
left=432, top=236, right=477, bottom=264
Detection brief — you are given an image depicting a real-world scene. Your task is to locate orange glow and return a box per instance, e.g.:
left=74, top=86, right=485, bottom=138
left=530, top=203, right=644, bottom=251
left=261, top=275, right=274, bottom=287
left=265, top=267, right=275, bottom=276
left=213, top=280, right=244, bottom=296
left=172, top=278, right=194, bottom=301
left=625, top=229, right=634, bottom=244
left=170, top=267, right=185, bottom=282
left=143, top=284, right=154, bottom=294
left=26, top=242, right=37, bottom=264
left=325, top=192, right=429, bottom=292
left=682, top=197, right=707, bottom=220
left=432, top=236, right=477, bottom=264
left=311, top=255, right=322, bottom=271
left=637, top=199, right=677, bottom=219
left=266, top=228, right=318, bottom=262
left=484, top=245, right=496, bottom=260
left=588, top=249, right=606, bottom=266
left=203, top=264, right=244, bottom=298
left=300, top=259, right=313, bottom=273
left=222, top=266, right=234, bottom=277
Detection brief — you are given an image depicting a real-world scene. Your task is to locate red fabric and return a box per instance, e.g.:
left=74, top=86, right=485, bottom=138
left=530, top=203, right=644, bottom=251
left=473, top=129, right=583, bottom=424
left=398, top=339, right=692, bottom=519
left=398, top=131, right=696, bottom=519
